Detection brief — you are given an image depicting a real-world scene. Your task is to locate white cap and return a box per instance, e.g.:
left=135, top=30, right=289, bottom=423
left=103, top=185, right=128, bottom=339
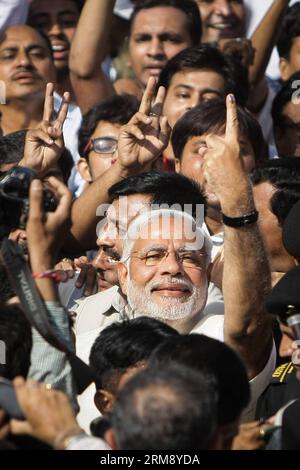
left=114, top=0, right=134, bottom=20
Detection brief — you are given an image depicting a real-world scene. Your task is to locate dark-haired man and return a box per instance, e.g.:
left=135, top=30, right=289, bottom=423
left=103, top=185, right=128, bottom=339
left=77, top=94, right=139, bottom=184
left=27, top=0, right=83, bottom=102
left=195, top=0, right=246, bottom=43
left=272, top=72, right=300, bottom=157
left=69, top=0, right=201, bottom=110
left=0, top=25, right=55, bottom=135
left=277, top=2, right=300, bottom=81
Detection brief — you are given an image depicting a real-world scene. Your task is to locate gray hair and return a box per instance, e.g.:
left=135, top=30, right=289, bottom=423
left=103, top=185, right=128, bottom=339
left=121, top=209, right=212, bottom=266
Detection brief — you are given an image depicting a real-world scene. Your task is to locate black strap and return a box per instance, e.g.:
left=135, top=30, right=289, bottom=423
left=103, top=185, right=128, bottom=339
left=1, top=239, right=94, bottom=394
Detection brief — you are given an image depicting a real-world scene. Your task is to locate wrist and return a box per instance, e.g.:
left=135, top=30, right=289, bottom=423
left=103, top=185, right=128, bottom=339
left=53, top=426, right=83, bottom=450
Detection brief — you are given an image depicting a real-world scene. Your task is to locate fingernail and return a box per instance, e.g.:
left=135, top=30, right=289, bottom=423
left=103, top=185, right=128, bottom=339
left=48, top=139, right=54, bottom=145
left=31, top=179, right=42, bottom=189
left=229, top=94, right=235, bottom=103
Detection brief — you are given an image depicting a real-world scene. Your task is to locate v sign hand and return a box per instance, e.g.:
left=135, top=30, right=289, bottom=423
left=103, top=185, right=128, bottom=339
left=118, top=77, right=171, bottom=174
left=20, top=83, right=70, bottom=176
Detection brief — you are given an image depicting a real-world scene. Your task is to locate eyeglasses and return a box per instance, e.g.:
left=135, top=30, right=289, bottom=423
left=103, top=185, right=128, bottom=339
left=127, top=248, right=207, bottom=270
left=83, top=137, right=118, bottom=157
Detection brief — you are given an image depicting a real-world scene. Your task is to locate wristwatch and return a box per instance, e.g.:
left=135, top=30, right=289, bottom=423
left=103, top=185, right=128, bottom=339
left=221, top=209, right=258, bottom=228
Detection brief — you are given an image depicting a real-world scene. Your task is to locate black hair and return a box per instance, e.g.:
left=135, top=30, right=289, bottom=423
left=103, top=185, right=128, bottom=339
left=157, top=44, right=249, bottom=106
left=111, top=363, right=218, bottom=450
left=272, top=71, right=300, bottom=130
left=108, top=171, right=207, bottom=218
left=277, top=3, right=300, bottom=59
left=251, top=158, right=300, bottom=186
left=0, top=131, right=25, bottom=166
left=130, top=0, right=202, bottom=46
left=149, top=334, right=250, bottom=425
left=78, top=94, right=139, bottom=158
left=89, top=316, right=179, bottom=390
left=172, top=99, right=267, bottom=163
left=251, top=160, right=300, bottom=226
left=0, top=304, right=32, bottom=380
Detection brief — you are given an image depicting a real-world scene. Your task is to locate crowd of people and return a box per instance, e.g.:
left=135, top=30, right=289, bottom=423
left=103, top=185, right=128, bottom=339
left=1, top=0, right=300, bottom=451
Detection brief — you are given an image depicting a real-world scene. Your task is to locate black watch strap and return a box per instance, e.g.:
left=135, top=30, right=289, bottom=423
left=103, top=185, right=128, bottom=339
left=221, top=209, right=258, bottom=227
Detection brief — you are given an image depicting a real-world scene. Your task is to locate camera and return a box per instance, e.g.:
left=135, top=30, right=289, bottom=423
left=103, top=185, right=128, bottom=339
left=0, top=166, right=57, bottom=233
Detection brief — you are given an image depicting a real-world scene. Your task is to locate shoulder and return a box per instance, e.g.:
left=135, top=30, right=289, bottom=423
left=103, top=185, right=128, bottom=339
left=271, top=362, right=294, bottom=384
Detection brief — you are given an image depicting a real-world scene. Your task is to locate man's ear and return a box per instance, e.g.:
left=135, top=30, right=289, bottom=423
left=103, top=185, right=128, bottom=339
left=279, top=57, right=291, bottom=81
left=94, top=389, right=115, bottom=414
left=206, top=262, right=213, bottom=284
left=175, top=158, right=181, bottom=173
left=117, top=262, right=128, bottom=295
left=104, top=429, right=118, bottom=449
left=77, top=158, right=93, bottom=183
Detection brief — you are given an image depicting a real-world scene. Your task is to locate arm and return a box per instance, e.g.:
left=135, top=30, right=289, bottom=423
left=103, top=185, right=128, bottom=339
left=69, top=78, right=170, bottom=249
left=249, top=0, right=290, bottom=87
left=19, top=83, right=70, bottom=177
left=26, top=178, right=78, bottom=409
left=203, top=95, right=273, bottom=379
left=10, top=377, right=110, bottom=450
left=69, top=0, right=115, bottom=113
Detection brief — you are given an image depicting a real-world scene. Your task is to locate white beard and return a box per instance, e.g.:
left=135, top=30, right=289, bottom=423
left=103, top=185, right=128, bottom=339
left=126, top=276, right=207, bottom=322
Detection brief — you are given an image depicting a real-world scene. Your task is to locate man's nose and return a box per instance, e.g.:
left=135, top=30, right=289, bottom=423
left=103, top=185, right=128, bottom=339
left=147, top=37, right=165, bottom=59
left=48, top=21, right=63, bottom=37
left=92, top=249, right=108, bottom=270
left=215, top=0, right=232, bottom=16
left=158, top=252, right=185, bottom=276
left=17, top=50, right=32, bottom=67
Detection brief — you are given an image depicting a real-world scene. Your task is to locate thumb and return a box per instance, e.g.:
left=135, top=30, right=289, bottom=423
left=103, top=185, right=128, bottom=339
left=10, top=419, right=33, bottom=436
left=28, top=179, right=44, bottom=221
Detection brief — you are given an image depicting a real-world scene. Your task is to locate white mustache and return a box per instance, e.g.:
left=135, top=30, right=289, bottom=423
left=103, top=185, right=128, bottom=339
left=146, top=277, right=193, bottom=293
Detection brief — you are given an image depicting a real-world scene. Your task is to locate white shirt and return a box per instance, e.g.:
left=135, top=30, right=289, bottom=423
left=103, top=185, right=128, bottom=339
left=53, top=93, right=86, bottom=197
left=0, top=0, right=28, bottom=31
left=73, top=283, right=224, bottom=432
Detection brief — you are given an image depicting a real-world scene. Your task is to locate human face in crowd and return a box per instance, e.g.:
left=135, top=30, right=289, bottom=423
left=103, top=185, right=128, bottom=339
left=163, top=70, right=226, bottom=128
left=253, top=182, right=296, bottom=273
left=93, top=194, right=152, bottom=290
left=118, top=216, right=209, bottom=331
left=0, top=25, right=55, bottom=101
left=279, top=322, right=300, bottom=380
left=175, top=131, right=255, bottom=209
left=274, top=101, right=300, bottom=157
left=279, top=37, right=300, bottom=81
left=128, top=7, right=194, bottom=87
left=77, top=121, right=121, bottom=183
left=28, top=0, right=80, bottom=73
left=95, top=361, right=146, bottom=414
left=195, top=0, right=246, bottom=43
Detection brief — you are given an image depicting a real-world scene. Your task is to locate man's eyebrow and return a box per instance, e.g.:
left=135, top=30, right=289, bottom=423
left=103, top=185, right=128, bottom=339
left=191, top=139, right=207, bottom=147
left=174, top=84, right=193, bottom=90
left=138, top=244, right=167, bottom=255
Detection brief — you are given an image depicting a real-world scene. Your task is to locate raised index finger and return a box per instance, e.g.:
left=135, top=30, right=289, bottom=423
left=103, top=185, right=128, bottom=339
left=43, top=83, right=55, bottom=122
left=225, top=94, right=239, bottom=143
left=139, top=76, right=157, bottom=114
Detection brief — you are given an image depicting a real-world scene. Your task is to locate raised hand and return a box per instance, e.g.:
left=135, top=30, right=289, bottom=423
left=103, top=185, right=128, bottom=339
left=202, top=94, right=250, bottom=213
left=20, top=83, right=70, bottom=176
left=26, top=177, right=72, bottom=270
left=118, top=77, right=171, bottom=172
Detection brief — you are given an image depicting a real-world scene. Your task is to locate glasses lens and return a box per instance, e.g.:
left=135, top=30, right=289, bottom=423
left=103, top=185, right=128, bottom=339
left=92, top=137, right=117, bottom=154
